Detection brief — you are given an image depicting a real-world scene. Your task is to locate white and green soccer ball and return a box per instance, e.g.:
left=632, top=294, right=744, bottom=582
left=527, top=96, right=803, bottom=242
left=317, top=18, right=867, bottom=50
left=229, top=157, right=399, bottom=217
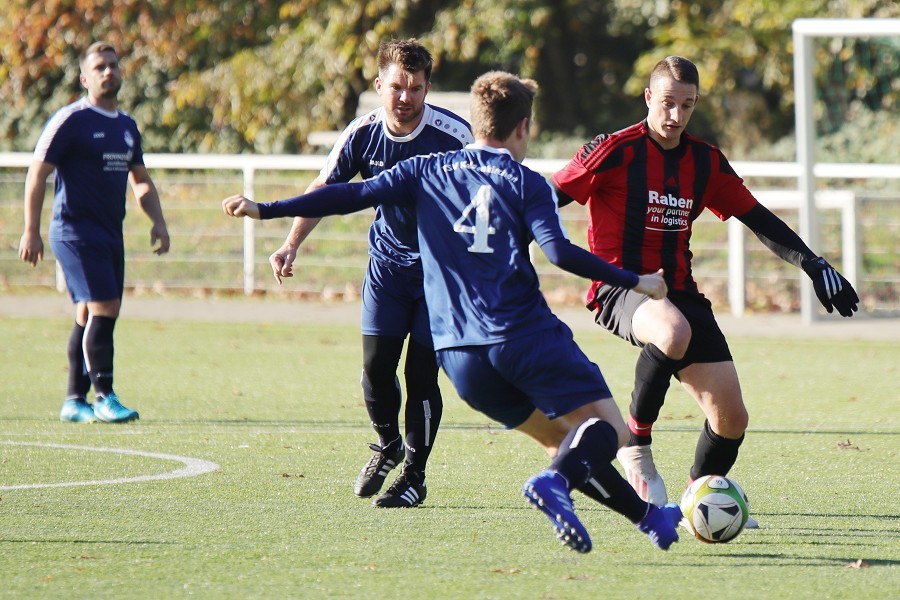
left=680, top=475, right=750, bottom=543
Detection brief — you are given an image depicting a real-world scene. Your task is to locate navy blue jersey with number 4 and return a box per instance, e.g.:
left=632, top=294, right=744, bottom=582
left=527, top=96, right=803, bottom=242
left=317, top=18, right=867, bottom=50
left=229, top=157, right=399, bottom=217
left=362, top=144, right=569, bottom=350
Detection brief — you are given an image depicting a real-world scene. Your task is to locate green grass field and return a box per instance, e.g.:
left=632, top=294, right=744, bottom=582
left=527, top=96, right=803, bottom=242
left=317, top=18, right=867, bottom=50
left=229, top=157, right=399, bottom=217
left=0, top=310, right=897, bottom=599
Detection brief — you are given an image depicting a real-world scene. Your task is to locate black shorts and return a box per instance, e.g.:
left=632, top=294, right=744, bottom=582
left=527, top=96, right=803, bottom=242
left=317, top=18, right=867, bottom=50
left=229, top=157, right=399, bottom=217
left=592, top=285, right=732, bottom=368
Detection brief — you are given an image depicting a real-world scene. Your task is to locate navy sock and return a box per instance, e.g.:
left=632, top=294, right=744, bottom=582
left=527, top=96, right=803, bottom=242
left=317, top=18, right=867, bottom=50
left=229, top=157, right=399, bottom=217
left=361, top=335, right=404, bottom=446
left=577, top=464, right=650, bottom=523
left=551, top=419, right=651, bottom=523
left=66, top=322, right=91, bottom=400
left=402, top=339, right=442, bottom=472
left=549, top=418, right=619, bottom=489
left=84, top=315, right=116, bottom=398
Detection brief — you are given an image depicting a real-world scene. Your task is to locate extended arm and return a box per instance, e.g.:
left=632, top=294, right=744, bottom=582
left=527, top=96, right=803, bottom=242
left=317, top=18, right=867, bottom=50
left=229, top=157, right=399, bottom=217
left=736, top=203, right=815, bottom=267
left=18, top=160, right=56, bottom=266
left=541, top=238, right=667, bottom=299
left=222, top=181, right=377, bottom=220
left=130, top=164, right=170, bottom=255
left=737, top=203, right=858, bottom=316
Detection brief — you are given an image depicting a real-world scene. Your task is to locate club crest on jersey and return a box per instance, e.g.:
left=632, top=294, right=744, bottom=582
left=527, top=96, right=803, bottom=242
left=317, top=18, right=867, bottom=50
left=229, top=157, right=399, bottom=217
left=646, top=190, right=692, bottom=231
left=123, top=130, right=134, bottom=148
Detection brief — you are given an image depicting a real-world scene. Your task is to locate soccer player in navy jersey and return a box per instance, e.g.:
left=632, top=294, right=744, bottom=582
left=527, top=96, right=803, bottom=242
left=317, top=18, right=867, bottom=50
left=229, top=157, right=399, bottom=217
left=267, top=39, right=473, bottom=508
left=552, top=56, right=859, bottom=524
left=18, top=42, right=170, bottom=423
left=223, top=71, right=684, bottom=553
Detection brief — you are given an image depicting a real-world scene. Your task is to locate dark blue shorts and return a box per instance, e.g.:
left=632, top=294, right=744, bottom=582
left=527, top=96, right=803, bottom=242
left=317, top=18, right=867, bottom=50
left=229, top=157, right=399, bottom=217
left=51, top=239, right=124, bottom=303
left=435, top=322, right=613, bottom=429
left=361, top=258, right=432, bottom=349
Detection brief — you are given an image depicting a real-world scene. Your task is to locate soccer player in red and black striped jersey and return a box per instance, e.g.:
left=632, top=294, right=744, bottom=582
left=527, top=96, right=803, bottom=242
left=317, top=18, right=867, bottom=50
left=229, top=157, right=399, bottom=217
left=553, top=56, right=859, bottom=525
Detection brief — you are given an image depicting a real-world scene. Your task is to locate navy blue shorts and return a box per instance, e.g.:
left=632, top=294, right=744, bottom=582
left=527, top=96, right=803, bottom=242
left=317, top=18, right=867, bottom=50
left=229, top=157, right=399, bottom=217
left=592, top=285, right=732, bottom=367
left=51, top=239, right=124, bottom=303
left=435, top=322, right=613, bottom=429
left=360, top=258, right=432, bottom=349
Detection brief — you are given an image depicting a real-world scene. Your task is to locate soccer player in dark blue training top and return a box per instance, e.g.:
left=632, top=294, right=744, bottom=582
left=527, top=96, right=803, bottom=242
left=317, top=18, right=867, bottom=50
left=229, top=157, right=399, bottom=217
left=223, top=71, right=683, bottom=553
left=553, top=56, right=859, bottom=526
left=19, top=42, right=170, bottom=423
left=266, top=39, right=473, bottom=508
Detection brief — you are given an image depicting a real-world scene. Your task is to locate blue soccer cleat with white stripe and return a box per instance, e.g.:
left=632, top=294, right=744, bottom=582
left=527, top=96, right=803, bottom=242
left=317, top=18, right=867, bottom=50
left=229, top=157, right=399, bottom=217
left=637, top=502, right=682, bottom=550
left=523, top=470, right=592, bottom=553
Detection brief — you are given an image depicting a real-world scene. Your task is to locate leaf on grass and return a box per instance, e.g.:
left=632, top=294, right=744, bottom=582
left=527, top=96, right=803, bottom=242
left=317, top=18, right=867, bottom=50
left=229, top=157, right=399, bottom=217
left=492, top=568, right=521, bottom=575
left=845, top=559, right=870, bottom=568
left=77, top=555, right=97, bottom=560
left=835, top=439, right=864, bottom=451
left=281, top=473, right=305, bottom=478
left=564, top=574, right=593, bottom=581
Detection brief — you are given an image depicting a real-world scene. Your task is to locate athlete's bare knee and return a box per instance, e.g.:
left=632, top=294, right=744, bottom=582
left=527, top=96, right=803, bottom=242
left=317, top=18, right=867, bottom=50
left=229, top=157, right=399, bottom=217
left=709, top=406, right=749, bottom=439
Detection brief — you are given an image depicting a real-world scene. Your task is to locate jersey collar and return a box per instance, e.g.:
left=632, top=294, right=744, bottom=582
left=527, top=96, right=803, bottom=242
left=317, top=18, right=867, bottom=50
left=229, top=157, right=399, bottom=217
left=465, top=143, right=514, bottom=158
left=381, top=105, right=432, bottom=142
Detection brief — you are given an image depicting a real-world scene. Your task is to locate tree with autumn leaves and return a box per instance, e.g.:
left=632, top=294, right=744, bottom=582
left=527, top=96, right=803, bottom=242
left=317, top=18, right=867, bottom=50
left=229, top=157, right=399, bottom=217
left=0, top=0, right=895, bottom=158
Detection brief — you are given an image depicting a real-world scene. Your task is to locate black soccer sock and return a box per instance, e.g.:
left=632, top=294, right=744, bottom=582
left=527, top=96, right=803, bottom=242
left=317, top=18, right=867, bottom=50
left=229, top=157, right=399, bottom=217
left=549, top=418, right=619, bottom=489
left=84, top=315, right=116, bottom=398
left=66, top=322, right=91, bottom=400
left=628, top=344, right=681, bottom=446
left=690, top=420, right=745, bottom=481
left=361, top=335, right=404, bottom=447
left=577, top=464, right=651, bottom=523
left=402, top=339, right=443, bottom=473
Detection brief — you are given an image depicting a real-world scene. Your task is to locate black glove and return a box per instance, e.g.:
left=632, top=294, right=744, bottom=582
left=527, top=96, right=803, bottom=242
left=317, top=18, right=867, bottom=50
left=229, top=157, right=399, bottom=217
left=801, top=257, right=859, bottom=317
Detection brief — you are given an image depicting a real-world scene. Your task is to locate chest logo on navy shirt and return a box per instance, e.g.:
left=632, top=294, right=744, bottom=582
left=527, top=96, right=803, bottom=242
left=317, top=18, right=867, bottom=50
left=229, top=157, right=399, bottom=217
left=93, top=131, right=105, bottom=139
left=369, top=159, right=385, bottom=168
left=646, top=190, right=693, bottom=231
left=123, top=130, right=134, bottom=148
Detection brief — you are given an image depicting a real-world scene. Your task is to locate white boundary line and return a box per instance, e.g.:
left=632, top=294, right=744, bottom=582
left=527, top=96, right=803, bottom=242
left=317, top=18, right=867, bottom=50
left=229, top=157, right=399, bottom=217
left=0, top=441, right=220, bottom=490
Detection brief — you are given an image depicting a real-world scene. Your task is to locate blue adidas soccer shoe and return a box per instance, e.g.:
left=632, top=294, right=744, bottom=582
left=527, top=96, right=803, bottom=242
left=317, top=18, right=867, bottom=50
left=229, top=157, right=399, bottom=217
left=59, top=398, right=97, bottom=423
left=637, top=502, right=682, bottom=550
left=523, top=470, right=592, bottom=553
left=93, top=393, right=139, bottom=423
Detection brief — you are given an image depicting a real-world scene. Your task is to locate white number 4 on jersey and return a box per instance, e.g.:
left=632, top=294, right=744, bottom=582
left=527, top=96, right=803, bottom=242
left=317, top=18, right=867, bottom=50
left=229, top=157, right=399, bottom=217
left=453, top=185, right=496, bottom=254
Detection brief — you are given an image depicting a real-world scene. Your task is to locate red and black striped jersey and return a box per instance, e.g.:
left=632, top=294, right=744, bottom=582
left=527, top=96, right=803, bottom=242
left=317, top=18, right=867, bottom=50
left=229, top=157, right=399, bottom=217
left=553, top=121, right=758, bottom=301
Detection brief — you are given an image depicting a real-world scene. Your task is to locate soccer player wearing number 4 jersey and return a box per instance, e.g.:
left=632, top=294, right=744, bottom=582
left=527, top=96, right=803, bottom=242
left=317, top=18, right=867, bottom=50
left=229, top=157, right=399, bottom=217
left=224, top=71, right=685, bottom=553
left=552, top=56, right=859, bottom=526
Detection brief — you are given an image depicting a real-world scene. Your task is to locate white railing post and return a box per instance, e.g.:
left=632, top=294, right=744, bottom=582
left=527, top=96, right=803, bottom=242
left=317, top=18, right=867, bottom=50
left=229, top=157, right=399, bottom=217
left=793, top=24, right=819, bottom=325
left=242, top=165, right=256, bottom=295
left=727, top=217, right=746, bottom=317
left=842, top=195, right=860, bottom=291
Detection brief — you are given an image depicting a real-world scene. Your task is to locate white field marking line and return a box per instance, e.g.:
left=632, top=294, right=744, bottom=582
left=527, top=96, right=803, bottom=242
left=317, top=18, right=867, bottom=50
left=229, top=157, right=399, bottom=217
left=0, top=441, right=220, bottom=490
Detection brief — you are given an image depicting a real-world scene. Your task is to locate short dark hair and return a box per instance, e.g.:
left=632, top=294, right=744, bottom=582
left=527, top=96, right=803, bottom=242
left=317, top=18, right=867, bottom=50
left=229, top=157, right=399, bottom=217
left=649, top=56, right=699, bottom=91
left=80, top=42, right=117, bottom=68
left=469, top=71, right=538, bottom=141
left=377, top=39, right=433, bottom=81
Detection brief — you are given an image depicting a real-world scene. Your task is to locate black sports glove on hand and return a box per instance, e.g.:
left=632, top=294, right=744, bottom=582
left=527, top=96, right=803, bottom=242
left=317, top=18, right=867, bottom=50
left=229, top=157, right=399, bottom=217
left=801, top=257, right=859, bottom=317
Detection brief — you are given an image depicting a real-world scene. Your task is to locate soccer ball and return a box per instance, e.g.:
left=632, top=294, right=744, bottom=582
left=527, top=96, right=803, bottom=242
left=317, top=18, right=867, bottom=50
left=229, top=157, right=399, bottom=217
left=680, top=475, right=750, bottom=543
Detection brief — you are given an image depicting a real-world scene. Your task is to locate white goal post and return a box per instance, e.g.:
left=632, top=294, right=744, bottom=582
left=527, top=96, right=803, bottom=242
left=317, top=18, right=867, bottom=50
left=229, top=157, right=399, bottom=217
left=792, top=18, right=900, bottom=323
